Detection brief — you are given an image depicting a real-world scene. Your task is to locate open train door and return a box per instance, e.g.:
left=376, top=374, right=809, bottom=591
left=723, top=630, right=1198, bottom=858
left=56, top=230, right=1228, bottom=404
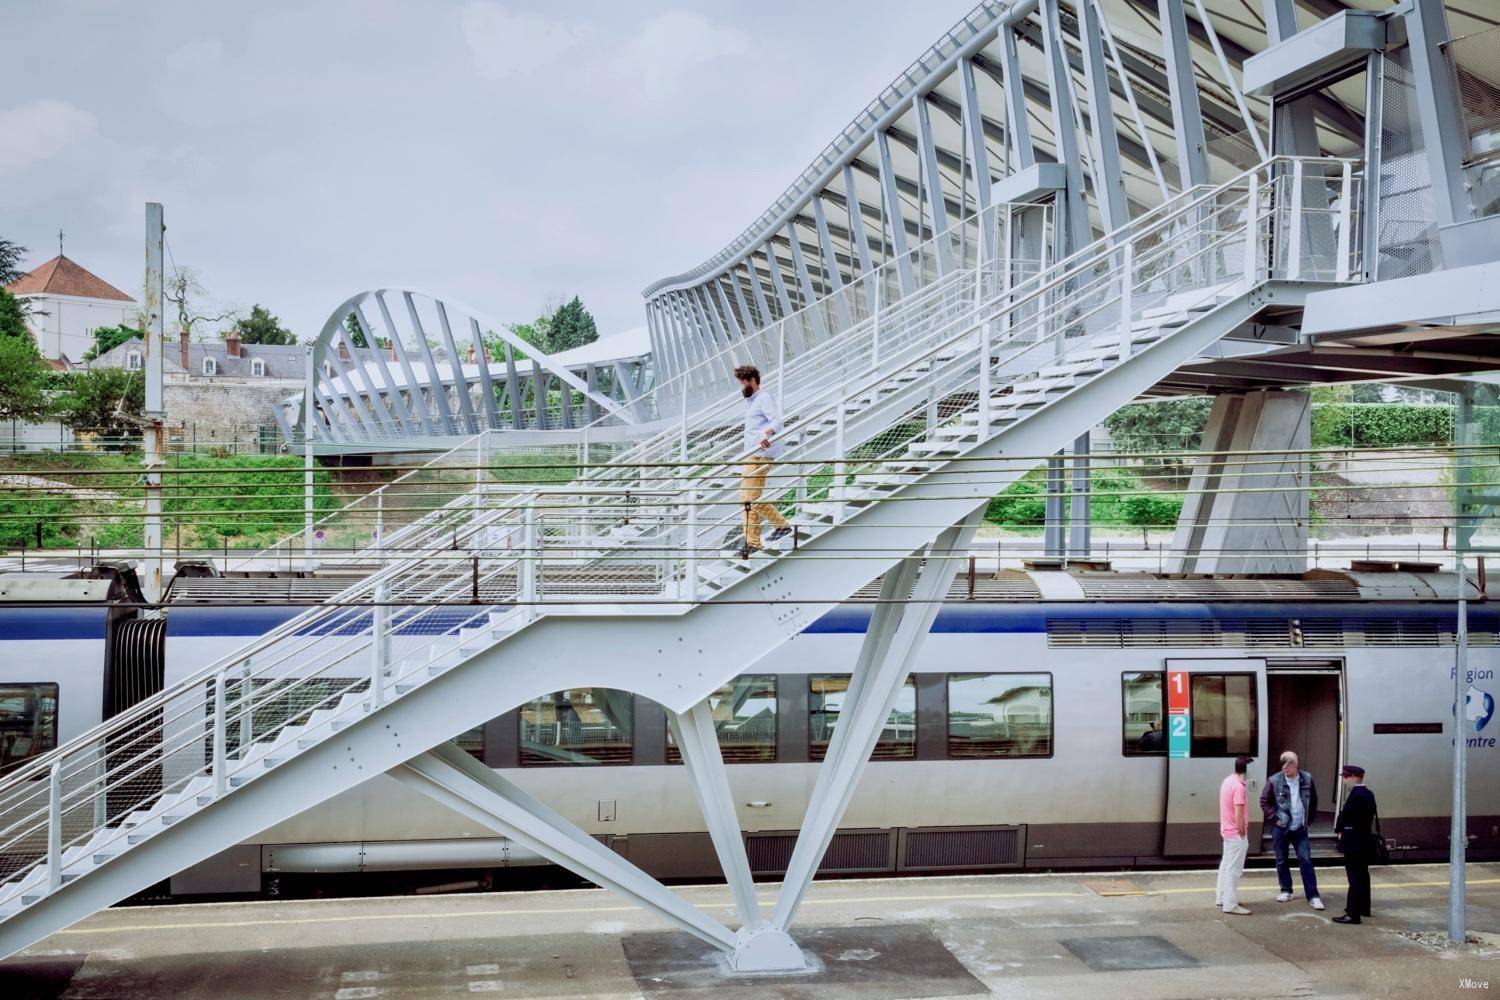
left=1162, top=658, right=1269, bottom=856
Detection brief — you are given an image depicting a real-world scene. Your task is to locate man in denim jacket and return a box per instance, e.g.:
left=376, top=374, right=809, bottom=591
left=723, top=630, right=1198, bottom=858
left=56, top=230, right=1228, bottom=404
left=1259, top=750, right=1325, bottom=910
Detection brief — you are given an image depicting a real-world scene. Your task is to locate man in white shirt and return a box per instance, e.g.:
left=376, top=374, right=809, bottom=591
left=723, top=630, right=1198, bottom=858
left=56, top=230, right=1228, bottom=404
left=736, top=364, right=792, bottom=558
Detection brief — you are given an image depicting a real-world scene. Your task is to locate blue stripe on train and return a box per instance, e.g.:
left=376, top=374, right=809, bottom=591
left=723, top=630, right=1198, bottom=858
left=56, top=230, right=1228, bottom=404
left=0, top=608, right=110, bottom=640
left=152, top=602, right=1500, bottom=639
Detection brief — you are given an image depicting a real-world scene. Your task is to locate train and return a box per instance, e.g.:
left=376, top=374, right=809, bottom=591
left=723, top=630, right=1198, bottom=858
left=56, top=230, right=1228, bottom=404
left=1, top=560, right=1495, bottom=899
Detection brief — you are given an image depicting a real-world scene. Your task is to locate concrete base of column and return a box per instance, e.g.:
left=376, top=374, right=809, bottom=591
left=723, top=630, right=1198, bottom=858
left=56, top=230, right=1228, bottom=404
left=724, top=926, right=813, bottom=974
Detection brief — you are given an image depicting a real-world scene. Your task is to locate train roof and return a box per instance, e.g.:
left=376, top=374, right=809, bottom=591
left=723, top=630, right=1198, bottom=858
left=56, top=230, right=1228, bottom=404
left=156, top=562, right=1482, bottom=607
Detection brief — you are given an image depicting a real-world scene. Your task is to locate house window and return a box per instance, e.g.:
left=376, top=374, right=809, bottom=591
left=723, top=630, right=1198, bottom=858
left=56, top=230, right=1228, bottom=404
left=251, top=358, right=266, bottom=377
left=126, top=351, right=142, bottom=371
left=202, top=356, right=217, bottom=376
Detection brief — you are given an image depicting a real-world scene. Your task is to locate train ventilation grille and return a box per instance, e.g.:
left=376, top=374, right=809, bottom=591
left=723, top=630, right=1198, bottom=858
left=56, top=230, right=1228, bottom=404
left=744, top=830, right=893, bottom=875
left=898, top=826, right=1024, bottom=870
left=1046, top=618, right=1496, bottom=648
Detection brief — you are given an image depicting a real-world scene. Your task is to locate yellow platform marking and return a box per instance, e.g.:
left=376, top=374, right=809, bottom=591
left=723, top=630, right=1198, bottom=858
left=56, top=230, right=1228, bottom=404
left=51, top=877, right=1500, bottom=937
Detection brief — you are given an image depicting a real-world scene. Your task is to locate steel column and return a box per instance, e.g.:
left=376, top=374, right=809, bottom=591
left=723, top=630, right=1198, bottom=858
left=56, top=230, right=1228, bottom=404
left=915, top=96, right=955, bottom=274
left=1078, top=0, right=1130, bottom=232
left=1041, top=0, right=1092, bottom=255
left=1405, top=0, right=1471, bottom=229
left=1161, top=0, right=1210, bottom=188
left=1000, top=23, right=1035, bottom=169
left=812, top=198, right=854, bottom=330
left=876, top=131, right=917, bottom=296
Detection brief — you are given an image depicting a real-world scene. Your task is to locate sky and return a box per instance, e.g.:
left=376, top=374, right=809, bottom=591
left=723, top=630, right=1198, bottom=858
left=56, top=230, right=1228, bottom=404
left=2, top=0, right=978, bottom=342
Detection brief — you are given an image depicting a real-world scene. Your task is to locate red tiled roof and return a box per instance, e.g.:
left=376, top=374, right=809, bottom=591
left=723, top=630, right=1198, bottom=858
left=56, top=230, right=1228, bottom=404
left=5, top=255, right=135, bottom=302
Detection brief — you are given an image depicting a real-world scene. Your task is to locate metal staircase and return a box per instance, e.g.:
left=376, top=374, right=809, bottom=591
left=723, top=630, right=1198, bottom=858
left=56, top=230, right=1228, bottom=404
left=0, top=156, right=1362, bottom=961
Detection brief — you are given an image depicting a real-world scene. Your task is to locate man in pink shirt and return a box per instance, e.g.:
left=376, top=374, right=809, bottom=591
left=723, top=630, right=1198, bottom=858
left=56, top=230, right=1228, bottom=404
left=1216, top=755, right=1253, bottom=915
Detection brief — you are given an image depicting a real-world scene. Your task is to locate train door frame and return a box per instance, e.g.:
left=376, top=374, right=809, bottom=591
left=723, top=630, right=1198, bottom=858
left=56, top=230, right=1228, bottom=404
left=1161, top=658, right=1270, bottom=856
left=1263, top=658, right=1346, bottom=841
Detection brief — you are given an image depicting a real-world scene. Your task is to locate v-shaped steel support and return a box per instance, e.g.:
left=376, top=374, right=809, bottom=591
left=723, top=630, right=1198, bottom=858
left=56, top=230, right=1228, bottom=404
left=391, top=742, right=739, bottom=953
left=771, top=511, right=983, bottom=930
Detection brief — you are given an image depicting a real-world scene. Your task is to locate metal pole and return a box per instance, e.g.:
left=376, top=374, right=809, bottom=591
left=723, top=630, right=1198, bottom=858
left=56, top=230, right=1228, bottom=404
left=682, top=490, right=697, bottom=602
left=1452, top=549, right=1468, bottom=942
left=372, top=583, right=389, bottom=709
left=303, top=348, right=316, bottom=570
left=142, top=203, right=166, bottom=603
left=213, top=671, right=228, bottom=798
left=47, top=759, right=62, bottom=891
left=374, top=488, right=385, bottom=560
left=1119, top=241, right=1133, bottom=359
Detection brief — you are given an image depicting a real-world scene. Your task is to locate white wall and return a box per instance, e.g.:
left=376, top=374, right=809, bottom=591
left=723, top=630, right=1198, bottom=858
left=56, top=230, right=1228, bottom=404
left=19, top=293, right=137, bottom=362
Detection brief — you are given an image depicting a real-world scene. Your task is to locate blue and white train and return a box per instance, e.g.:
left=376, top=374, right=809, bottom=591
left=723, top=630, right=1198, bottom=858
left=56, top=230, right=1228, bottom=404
left=0, top=562, right=1495, bottom=898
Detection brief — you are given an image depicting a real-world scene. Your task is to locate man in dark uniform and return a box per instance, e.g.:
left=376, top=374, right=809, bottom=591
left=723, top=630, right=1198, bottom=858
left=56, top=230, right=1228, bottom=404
left=1333, top=764, right=1377, bottom=924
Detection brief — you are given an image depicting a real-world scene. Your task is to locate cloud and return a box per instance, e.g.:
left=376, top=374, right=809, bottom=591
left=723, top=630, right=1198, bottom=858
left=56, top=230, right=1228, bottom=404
left=0, top=100, right=98, bottom=172
left=459, top=3, right=592, bottom=80
left=621, top=11, right=751, bottom=95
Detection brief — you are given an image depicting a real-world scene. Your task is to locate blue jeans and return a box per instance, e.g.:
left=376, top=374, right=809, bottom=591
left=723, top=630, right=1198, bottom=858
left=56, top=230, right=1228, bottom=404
left=1272, top=824, right=1320, bottom=899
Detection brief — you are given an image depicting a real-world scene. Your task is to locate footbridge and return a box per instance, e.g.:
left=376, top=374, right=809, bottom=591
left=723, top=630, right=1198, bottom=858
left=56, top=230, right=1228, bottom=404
left=6, top=0, right=1500, bottom=976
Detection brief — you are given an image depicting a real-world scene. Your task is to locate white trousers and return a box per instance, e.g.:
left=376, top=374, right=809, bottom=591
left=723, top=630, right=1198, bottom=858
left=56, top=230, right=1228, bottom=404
left=1216, top=835, right=1249, bottom=911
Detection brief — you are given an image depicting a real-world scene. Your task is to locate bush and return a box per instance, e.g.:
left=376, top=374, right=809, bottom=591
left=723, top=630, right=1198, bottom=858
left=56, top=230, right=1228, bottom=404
left=1310, top=403, right=1453, bottom=448
left=984, top=468, right=1183, bottom=529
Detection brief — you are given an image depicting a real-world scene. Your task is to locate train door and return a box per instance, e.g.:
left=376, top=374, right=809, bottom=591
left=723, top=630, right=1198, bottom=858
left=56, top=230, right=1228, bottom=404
left=1265, top=661, right=1344, bottom=837
left=1162, top=658, right=1269, bottom=856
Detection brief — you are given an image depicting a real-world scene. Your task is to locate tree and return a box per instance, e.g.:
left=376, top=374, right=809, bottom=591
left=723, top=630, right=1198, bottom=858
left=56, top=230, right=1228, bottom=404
left=0, top=335, right=49, bottom=422
left=83, top=323, right=144, bottom=362
left=0, top=238, right=26, bottom=286
left=236, top=304, right=295, bottom=345
left=546, top=296, right=597, bottom=353
left=57, top=368, right=145, bottom=439
left=0, top=289, right=29, bottom=341
left=344, top=312, right=368, bottom=349
left=165, top=266, right=238, bottom=342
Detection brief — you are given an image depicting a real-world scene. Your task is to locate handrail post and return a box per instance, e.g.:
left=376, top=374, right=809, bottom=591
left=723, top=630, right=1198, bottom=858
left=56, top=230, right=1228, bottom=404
left=834, top=389, right=847, bottom=524
left=47, top=758, right=61, bottom=891
left=1288, top=159, right=1305, bottom=281
left=1335, top=161, right=1353, bottom=282
left=373, top=488, right=385, bottom=561
left=1243, top=170, right=1260, bottom=290
left=213, top=671, right=227, bottom=799
left=682, top=489, right=698, bottom=602
left=521, top=500, right=539, bottom=621
left=371, top=583, right=389, bottom=708
left=1119, top=241, right=1134, bottom=360
left=978, top=321, right=992, bottom=436
left=872, top=281, right=881, bottom=370
left=239, top=660, right=253, bottom=751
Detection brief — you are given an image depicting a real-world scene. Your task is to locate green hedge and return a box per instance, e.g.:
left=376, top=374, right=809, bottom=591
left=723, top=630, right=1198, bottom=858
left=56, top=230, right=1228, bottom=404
left=985, top=469, right=1184, bottom=528
left=1310, top=403, right=1453, bottom=448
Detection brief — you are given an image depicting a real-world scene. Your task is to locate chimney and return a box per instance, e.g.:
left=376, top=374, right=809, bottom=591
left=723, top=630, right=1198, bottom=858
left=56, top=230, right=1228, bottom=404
left=337, top=339, right=351, bottom=363
left=465, top=344, right=476, bottom=364
left=225, top=328, right=242, bottom=358
left=179, top=328, right=190, bottom=369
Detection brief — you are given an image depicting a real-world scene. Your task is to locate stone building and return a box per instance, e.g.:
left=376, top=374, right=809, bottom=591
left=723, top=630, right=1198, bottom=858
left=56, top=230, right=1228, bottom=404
left=92, top=329, right=304, bottom=447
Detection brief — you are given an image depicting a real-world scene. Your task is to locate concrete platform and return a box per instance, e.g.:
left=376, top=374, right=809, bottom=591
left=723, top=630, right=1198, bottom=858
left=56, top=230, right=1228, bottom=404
left=4, top=863, right=1498, bottom=999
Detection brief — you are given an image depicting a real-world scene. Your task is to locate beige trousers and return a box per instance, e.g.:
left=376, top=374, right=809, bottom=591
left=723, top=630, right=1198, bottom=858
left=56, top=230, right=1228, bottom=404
left=740, top=457, right=789, bottom=548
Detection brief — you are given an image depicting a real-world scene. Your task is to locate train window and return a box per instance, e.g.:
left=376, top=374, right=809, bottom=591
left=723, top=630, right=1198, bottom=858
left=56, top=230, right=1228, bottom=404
left=0, top=683, right=58, bottom=775
left=809, top=674, right=916, bottom=761
left=1189, top=674, right=1258, bottom=756
left=455, top=727, right=485, bottom=761
left=667, top=675, right=776, bottom=763
left=1122, top=672, right=1166, bottom=756
left=519, top=688, right=633, bottom=766
left=946, top=673, right=1052, bottom=759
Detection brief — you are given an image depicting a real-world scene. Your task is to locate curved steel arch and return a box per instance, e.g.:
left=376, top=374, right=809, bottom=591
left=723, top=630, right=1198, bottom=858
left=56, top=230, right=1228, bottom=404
left=295, top=289, right=650, bottom=448
left=639, top=0, right=1462, bottom=392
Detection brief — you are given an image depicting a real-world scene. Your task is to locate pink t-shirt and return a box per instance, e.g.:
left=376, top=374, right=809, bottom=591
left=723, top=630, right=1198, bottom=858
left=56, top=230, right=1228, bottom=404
left=1219, top=773, right=1247, bottom=839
